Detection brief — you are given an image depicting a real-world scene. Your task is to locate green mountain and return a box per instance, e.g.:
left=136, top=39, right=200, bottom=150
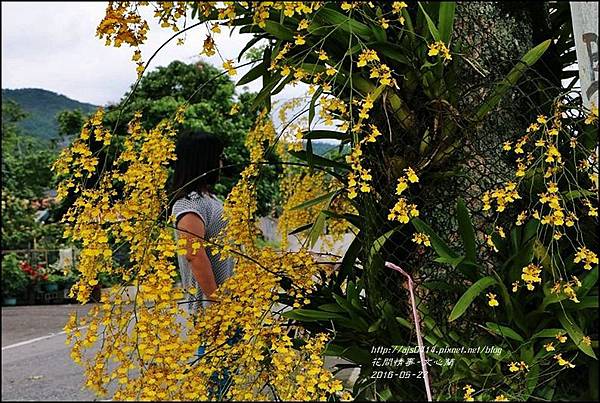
left=2, top=88, right=98, bottom=141
left=311, top=141, right=342, bottom=156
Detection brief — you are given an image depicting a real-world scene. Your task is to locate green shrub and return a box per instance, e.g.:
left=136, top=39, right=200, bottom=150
left=2, top=253, right=29, bottom=299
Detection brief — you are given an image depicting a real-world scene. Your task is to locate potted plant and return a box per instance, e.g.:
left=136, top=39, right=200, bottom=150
left=43, top=273, right=63, bottom=292
left=2, top=253, right=29, bottom=305
left=19, top=260, right=48, bottom=303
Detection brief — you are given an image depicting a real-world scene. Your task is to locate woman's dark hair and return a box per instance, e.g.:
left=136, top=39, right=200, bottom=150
left=170, top=130, right=224, bottom=201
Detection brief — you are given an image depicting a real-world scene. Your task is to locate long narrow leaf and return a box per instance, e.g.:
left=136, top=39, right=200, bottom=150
left=290, top=190, right=339, bottom=211
left=369, top=227, right=398, bottom=260
left=484, top=322, right=524, bottom=342
left=438, top=2, right=456, bottom=43
left=236, top=61, right=266, bottom=86
left=474, top=40, right=551, bottom=121
left=558, top=311, right=597, bottom=358
left=336, top=233, right=362, bottom=285
left=456, top=198, right=477, bottom=263
left=263, top=20, right=294, bottom=41
left=412, top=218, right=457, bottom=260
left=418, top=2, right=440, bottom=41
left=289, top=150, right=349, bottom=170
left=237, top=34, right=268, bottom=62
left=281, top=308, right=347, bottom=321
left=449, top=276, right=497, bottom=321
left=309, top=212, right=326, bottom=248
left=314, top=7, right=372, bottom=39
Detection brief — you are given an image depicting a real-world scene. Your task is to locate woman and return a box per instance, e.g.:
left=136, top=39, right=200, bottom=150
left=170, top=130, right=241, bottom=397
left=171, top=130, right=233, bottom=313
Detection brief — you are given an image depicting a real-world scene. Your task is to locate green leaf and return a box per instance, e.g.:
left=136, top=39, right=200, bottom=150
left=372, top=43, right=411, bottom=65
left=321, top=210, right=362, bottom=228
left=237, top=34, right=268, bottom=62
left=434, top=255, right=465, bottom=268
left=541, top=266, right=597, bottom=309
left=344, top=42, right=367, bottom=57
left=564, top=295, right=598, bottom=310
left=306, top=138, right=314, bottom=170
left=263, top=20, right=294, bottom=41
left=578, top=266, right=598, bottom=297
left=309, top=212, right=326, bottom=248
left=533, top=239, right=553, bottom=272
left=368, top=317, right=383, bottom=333
left=418, top=2, right=440, bottom=41
left=318, top=303, right=345, bottom=313
left=323, top=343, right=346, bottom=356
left=401, top=8, right=415, bottom=44
left=531, top=328, right=566, bottom=339
left=412, top=218, right=458, bottom=260
left=369, top=227, right=398, bottom=260
left=339, top=345, right=371, bottom=364
left=239, top=24, right=264, bottom=35
left=288, top=223, right=313, bottom=236
left=420, top=60, right=439, bottom=70
left=396, top=316, right=412, bottom=329
left=493, top=275, right=514, bottom=321
left=336, top=234, right=361, bottom=285
left=474, top=39, right=551, bottom=121
left=272, top=73, right=294, bottom=95
left=314, top=7, right=372, bottom=39
left=308, top=87, right=322, bottom=127
left=438, top=2, right=456, bottom=43
left=563, top=189, right=595, bottom=201
left=558, top=311, right=597, bottom=358
left=456, top=198, right=477, bottom=263
left=290, top=190, right=339, bottom=211
left=379, top=388, right=393, bottom=401
left=333, top=293, right=364, bottom=318
left=540, top=292, right=568, bottom=310
left=299, top=63, right=327, bottom=75
left=281, top=308, right=347, bottom=321
left=371, top=83, right=387, bottom=102
left=289, top=150, right=349, bottom=171
left=251, top=76, right=279, bottom=111
left=236, top=61, right=266, bottom=86
left=484, top=322, right=524, bottom=342
left=449, top=276, right=497, bottom=321
left=525, top=348, right=545, bottom=397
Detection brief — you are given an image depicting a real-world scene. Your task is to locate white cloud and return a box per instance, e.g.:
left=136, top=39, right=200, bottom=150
left=1, top=1, right=307, bottom=110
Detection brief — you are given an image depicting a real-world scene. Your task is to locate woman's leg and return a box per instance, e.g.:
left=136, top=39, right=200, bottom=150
left=214, top=327, right=245, bottom=398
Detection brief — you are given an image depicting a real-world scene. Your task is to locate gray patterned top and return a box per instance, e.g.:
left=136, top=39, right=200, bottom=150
left=172, top=191, right=234, bottom=315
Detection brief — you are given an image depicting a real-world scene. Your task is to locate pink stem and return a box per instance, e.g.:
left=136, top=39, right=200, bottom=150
left=385, top=261, right=433, bottom=402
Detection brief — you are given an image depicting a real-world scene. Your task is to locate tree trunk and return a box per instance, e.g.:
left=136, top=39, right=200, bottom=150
left=362, top=1, right=555, bottom=320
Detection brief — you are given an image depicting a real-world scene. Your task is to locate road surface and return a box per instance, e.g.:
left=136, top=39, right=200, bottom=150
left=2, top=230, right=358, bottom=400
left=2, top=304, right=99, bottom=401
left=2, top=303, right=358, bottom=401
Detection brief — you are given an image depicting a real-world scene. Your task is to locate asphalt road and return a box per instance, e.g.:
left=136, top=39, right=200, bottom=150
left=2, top=304, right=99, bottom=401
left=1, top=232, right=358, bottom=401
left=2, top=304, right=359, bottom=401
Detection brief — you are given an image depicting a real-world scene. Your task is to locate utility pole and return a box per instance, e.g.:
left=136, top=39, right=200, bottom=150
left=570, top=2, right=599, bottom=108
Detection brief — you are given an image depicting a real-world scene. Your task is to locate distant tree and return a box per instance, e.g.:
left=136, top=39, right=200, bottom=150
left=57, top=109, right=87, bottom=137
left=1, top=101, right=62, bottom=249
left=101, top=60, right=281, bottom=215
left=2, top=101, right=55, bottom=199
left=2, top=100, right=27, bottom=134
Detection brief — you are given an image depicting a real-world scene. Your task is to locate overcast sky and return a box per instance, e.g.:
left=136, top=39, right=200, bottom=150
left=1, top=2, right=306, bottom=107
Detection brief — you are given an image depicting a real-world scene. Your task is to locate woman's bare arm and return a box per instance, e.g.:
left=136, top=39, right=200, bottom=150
left=176, top=212, right=218, bottom=302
